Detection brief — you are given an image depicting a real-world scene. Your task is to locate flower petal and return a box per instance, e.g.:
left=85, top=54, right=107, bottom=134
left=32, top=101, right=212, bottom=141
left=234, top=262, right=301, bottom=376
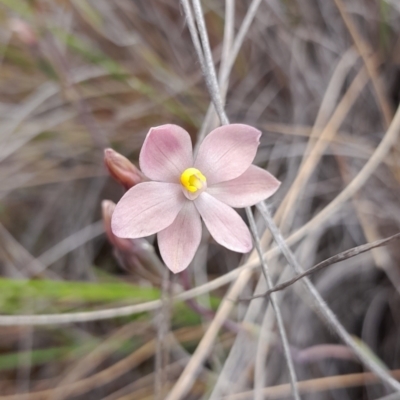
left=111, top=182, right=185, bottom=238
left=158, top=201, right=202, bottom=274
left=139, top=124, right=193, bottom=182
left=194, top=124, right=261, bottom=185
left=194, top=192, right=252, bottom=253
left=207, top=165, right=281, bottom=208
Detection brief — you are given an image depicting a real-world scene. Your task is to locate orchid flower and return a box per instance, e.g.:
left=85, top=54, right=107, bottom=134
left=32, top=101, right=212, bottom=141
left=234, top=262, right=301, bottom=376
left=111, top=124, right=280, bottom=273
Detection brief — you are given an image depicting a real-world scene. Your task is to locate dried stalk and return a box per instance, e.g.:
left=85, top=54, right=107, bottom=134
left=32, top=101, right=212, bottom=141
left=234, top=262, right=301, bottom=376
left=242, top=232, right=400, bottom=300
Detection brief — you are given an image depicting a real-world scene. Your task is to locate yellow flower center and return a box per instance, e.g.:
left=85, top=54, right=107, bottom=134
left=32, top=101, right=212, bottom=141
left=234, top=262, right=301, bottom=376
left=180, top=168, right=207, bottom=193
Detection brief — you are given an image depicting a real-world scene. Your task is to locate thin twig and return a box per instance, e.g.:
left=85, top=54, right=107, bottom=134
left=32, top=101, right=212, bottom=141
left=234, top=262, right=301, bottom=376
left=245, top=208, right=300, bottom=400
left=256, top=202, right=400, bottom=393
left=242, top=232, right=400, bottom=300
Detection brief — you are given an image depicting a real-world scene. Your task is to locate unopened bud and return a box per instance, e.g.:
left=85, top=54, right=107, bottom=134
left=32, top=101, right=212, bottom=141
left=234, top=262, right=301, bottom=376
left=102, top=200, right=132, bottom=252
left=102, top=199, right=164, bottom=276
left=9, top=18, right=37, bottom=46
left=104, top=148, right=146, bottom=190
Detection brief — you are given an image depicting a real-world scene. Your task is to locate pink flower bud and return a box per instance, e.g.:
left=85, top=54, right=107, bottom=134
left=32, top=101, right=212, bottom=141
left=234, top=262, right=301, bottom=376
left=102, top=200, right=132, bottom=252
left=102, top=200, right=163, bottom=277
left=104, top=148, right=146, bottom=190
left=9, top=18, right=37, bottom=46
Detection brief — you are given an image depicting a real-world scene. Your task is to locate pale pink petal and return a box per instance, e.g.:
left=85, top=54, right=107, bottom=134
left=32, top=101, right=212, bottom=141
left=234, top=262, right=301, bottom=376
left=194, top=192, right=252, bottom=253
left=158, top=201, right=202, bottom=274
left=207, top=165, right=281, bottom=208
left=139, top=124, right=193, bottom=182
left=111, top=182, right=185, bottom=238
left=194, top=124, right=261, bottom=185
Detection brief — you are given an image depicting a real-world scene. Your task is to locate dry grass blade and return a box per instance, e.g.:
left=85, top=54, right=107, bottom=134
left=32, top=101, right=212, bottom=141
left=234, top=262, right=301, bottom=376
left=196, top=0, right=263, bottom=142
left=243, top=232, right=400, bottom=300
left=164, top=268, right=253, bottom=400
left=276, top=64, right=369, bottom=233
left=154, top=268, right=172, bottom=400
left=245, top=208, right=300, bottom=400
left=257, top=202, right=400, bottom=393
left=223, top=370, right=400, bottom=400
left=289, top=101, right=400, bottom=247
left=181, top=0, right=228, bottom=125
left=50, top=322, right=148, bottom=400
left=0, top=327, right=205, bottom=400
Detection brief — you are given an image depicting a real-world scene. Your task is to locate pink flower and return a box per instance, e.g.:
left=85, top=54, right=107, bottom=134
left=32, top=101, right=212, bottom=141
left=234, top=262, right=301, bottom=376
left=111, top=124, right=280, bottom=274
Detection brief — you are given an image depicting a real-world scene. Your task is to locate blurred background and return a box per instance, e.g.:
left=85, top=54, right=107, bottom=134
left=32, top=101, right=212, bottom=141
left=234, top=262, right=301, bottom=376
left=0, top=0, right=400, bottom=399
